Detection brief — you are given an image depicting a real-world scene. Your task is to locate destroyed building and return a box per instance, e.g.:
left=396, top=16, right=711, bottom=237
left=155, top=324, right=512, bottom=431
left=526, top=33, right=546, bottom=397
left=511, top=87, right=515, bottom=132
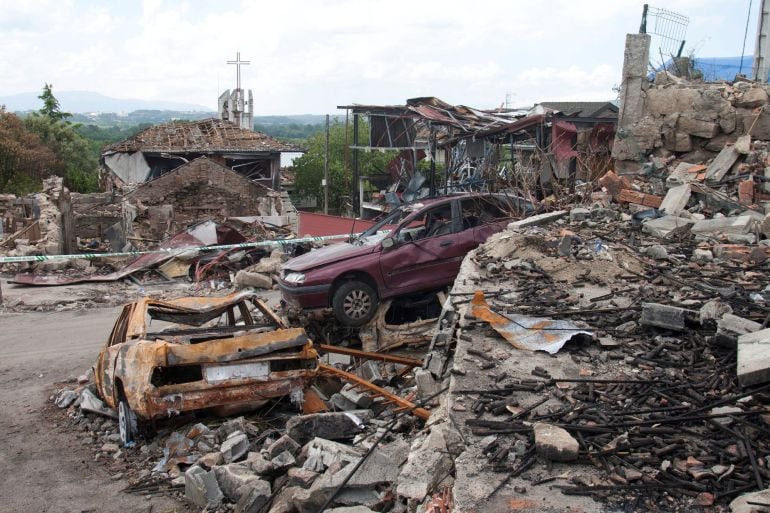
left=100, top=118, right=297, bottom=191
left=125, top=156, right=282, bottom=242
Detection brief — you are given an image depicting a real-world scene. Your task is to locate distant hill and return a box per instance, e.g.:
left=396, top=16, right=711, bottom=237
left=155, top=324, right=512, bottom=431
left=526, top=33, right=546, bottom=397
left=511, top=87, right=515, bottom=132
left=0, top=90, right=211, bottom=113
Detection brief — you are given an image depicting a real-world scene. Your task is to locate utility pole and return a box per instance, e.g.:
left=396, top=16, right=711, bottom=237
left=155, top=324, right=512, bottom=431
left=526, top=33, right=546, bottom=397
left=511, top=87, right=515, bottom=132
left=754, top=0, right=770, bottom=82
left=324, top=114, right=329, bottom=215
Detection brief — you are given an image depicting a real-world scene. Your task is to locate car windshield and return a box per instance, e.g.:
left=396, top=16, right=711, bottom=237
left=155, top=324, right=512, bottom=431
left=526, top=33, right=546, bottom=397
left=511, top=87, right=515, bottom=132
left=352, top=204, right=426, bottom=245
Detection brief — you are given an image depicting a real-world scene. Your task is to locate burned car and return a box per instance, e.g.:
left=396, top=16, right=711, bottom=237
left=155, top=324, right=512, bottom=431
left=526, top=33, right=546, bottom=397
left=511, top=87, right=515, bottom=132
left=279, top=193, right=532, bottom=326
left=93, top=291, right=318, bottom=445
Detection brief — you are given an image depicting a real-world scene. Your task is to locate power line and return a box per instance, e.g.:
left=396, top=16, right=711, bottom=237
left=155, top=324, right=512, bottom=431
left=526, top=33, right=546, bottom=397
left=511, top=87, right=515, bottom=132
left=740, top=0, right=754, bottom=75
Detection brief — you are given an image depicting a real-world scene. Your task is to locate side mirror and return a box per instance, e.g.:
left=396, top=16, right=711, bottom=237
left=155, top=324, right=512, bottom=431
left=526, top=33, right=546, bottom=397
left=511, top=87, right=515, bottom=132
left=381, top=237, right=395, bottom=249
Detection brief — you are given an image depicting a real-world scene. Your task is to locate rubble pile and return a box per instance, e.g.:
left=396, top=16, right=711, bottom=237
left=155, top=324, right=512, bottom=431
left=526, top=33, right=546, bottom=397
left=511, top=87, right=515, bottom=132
left=438, top=192, right=770, bottom=512
left=51, top=352, right=439, bottom=513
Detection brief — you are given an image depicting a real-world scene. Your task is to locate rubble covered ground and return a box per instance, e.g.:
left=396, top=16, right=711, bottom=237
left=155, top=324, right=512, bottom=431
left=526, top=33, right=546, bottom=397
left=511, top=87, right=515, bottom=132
left=8, top=34, right=770, bottom=513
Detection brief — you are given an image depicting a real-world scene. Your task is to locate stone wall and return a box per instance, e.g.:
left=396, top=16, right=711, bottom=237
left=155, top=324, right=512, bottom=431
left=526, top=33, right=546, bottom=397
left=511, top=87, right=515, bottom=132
left=614, top=76, right=770, bottom=171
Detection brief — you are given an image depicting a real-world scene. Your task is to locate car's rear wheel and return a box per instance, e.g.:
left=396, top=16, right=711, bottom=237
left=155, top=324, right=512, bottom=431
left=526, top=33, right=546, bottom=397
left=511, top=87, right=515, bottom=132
left=118, top=400, right=139, bottom=447
left=332, top=280, right=378, bottom=326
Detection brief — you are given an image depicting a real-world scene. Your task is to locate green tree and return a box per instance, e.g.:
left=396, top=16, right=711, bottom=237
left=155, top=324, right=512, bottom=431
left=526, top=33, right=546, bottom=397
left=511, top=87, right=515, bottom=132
left=24, top=115, right=99, bottom=192
left=23, top=84, right=99, bottom=192
left=38, top=83, right=71, bottom=121
left=0, top=108, right=56, bottom=194
left=292, top=120, right=391, bottom=213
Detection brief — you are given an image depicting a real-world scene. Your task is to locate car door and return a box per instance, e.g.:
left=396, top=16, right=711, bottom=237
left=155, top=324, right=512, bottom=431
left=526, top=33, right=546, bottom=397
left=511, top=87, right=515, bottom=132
left=379, top=200, right=474, bottom=294
left=464, top=196, right=514, bottom=244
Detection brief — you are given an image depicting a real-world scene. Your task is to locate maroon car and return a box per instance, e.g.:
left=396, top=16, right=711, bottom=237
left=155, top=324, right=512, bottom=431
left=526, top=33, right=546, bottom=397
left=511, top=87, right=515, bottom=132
left=279, top=193, right=532, bottom=326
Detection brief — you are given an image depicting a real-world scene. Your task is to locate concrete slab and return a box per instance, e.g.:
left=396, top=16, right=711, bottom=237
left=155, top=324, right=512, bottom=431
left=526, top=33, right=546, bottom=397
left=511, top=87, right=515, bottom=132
left=691, top=215, right=756, bottom=236
left=659, top=184, right=692, bottom=216
left=705, top=146, right=740, bottom=183
left=737, top=328, right=770, bottom=387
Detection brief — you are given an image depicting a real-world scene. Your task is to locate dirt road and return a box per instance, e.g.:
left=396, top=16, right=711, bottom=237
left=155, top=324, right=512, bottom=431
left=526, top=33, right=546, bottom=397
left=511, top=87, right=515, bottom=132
left=0, top=306, right=186, bottom=513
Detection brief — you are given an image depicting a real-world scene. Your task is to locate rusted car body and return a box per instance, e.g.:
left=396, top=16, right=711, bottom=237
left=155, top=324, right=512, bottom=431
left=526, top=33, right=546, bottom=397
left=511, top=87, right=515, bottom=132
left=93, top=291, right=318, bottom=444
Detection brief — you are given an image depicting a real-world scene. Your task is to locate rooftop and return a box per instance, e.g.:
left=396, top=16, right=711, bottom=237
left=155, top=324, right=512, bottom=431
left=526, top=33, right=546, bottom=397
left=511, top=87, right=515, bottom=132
left=104, top=118, right=297, bottom=154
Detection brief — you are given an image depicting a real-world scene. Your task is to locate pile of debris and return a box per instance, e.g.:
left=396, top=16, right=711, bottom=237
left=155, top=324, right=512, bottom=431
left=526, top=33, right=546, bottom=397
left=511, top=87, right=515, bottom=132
left=51, top=336, right=446, bottom=513
left=422, top=188, right=770, bottom=512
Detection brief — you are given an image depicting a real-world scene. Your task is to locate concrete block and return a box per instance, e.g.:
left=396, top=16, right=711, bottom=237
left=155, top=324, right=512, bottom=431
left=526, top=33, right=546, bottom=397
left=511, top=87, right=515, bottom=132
left=271, top=450, right=296, bottom=471
left=640, top=303, right=694, bottom=331
left=220, top=431, right=250, bottom=463
left=214, top=463, right=260, bottom=502
left=735, top=134, right=752, bottom=155
left=234, top=479, right=272, bottom=513
left=659, top=184, right=691, bottom=216
left=642, top=216, right=694, bottom=238
left=569, top=207, right=590, bottom=223
left=234, top=270, right=273, bottom=289
left=339, top=385, right=373, bottom=409
left=267, top=434, right=301, bottom=459
left=533, top=423, right=579, bottom=462
left=185, top=465, right=224, bottom=509
left=705, top=146, right=741, bottom=183
left=738, top=328, right=770, bottom=386
left=691, top=215, right=756, bottom=236
left=507, top=210, right=567, bottom=229
left=718, top=314, right=763, bottom=347
left=285, top=411, right=370, bottom=444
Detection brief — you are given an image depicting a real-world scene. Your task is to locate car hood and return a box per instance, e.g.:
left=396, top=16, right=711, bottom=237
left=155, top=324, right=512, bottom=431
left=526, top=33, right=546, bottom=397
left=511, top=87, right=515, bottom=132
left=283, top=242, right=378, bottom=273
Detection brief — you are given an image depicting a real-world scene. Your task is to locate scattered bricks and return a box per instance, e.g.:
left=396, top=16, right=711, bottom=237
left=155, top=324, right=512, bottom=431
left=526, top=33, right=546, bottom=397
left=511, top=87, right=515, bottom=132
left=185, top=465, right=224, bottom=509
left=569, top=208, right=590, bottom=223
left=598, top=171, right=631, bottom=198
left=285, top=411, right=370, bottom=444
left=705, top=145, right=741, bottom=183
left=267, top=434, right=301, bottom=459
left=234, top=478, right=272, bottom=513
left=533, top=423, right=579, bottom=462
left=659, top=184, right=692, bottom=216
left=738, top=328, right=770, bottom=386
left=640, top=303, right=695, bottom=331
left=507, top=210, right=567, bottom=229
left=220, top=431, right=250, bottom=463
left=642, top=215, right=694, bottom=238
left=214, top=463, right=260, bottom=502
left=691, top=215, right=756, bottom=236
left=739, top=179, right=755, bottom=204
left=617, top=189, right=663, bottom=208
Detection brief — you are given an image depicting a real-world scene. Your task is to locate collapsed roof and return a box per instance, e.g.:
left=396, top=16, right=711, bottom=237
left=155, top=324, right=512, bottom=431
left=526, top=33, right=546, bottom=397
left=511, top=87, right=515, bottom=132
left=104, top=118, right=297, bottom=155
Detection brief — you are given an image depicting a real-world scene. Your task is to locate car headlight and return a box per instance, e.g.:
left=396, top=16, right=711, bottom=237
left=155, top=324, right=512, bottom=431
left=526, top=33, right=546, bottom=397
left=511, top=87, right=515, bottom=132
left=283, top=272, right=306, bottom=285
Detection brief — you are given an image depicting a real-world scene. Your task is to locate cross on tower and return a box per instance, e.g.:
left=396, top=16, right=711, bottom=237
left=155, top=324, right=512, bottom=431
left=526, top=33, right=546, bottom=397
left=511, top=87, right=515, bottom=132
left=226, top=51, right=250, bottom=90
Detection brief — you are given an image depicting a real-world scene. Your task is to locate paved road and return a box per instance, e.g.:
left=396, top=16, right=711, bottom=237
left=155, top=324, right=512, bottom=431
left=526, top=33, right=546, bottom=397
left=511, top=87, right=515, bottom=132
left=0, top=306, right=186, bottom=513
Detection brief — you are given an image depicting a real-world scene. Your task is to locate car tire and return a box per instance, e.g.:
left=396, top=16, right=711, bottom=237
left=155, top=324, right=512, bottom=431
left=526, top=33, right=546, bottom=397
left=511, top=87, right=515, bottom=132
left=118, top=400, right=139, bottom=447
left=332, top=281, right=379, bottom=326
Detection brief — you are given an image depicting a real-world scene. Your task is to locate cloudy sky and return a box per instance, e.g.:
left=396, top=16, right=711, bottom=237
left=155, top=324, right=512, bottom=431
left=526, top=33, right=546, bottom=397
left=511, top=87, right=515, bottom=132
left=0, top=0, right=757, bottom=114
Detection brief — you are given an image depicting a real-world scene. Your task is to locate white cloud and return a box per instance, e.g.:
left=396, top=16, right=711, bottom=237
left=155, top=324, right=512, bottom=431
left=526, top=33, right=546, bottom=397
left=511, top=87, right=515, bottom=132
left=0, top=0, right=756, bottom=113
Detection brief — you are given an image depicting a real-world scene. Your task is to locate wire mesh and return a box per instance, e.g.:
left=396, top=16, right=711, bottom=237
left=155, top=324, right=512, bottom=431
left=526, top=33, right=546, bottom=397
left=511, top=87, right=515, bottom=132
left=646, top=6, right=690, bottom=65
